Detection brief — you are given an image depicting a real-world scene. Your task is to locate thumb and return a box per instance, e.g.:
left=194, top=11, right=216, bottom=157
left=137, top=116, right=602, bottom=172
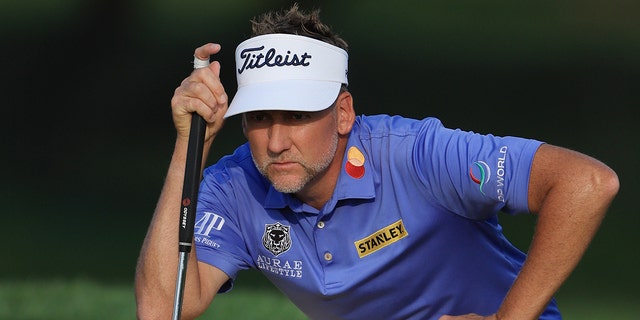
left=194, top=43, right=221, bottom=61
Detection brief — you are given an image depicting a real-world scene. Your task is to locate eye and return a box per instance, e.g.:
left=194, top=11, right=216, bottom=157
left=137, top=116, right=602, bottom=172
left=287, top=112, right=311, bottom=121
left=247, top=112, right=268, bottom=122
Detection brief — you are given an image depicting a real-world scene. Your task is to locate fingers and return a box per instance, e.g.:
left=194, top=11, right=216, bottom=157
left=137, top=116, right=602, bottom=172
left=171, top=43, right=229, bottom=138
left=171, top=85, right=218, bottom=123
left=173, top=71, right=227, bottom=121
left=195, top=61, right=228, bottom=106
left=191, top=43, right=227, bottom=108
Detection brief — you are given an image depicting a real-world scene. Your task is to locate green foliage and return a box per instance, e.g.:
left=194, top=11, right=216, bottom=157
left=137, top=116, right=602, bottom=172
left=0, top=278, right=135, bottom=320
left=1, top=278, right=639, bottom=319
left=0, top=278, right=305, bottom=320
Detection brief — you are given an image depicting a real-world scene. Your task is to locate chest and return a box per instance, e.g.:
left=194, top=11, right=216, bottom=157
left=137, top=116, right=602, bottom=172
left=241, top=196, right=446, bottom=296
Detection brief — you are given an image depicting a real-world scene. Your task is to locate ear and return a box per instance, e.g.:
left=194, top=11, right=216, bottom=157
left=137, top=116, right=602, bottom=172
left=335, top=91, right=355, bottom=135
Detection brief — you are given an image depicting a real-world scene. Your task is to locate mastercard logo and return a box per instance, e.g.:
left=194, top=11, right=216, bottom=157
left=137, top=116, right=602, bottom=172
left=345, top=146, right=365, bottom=179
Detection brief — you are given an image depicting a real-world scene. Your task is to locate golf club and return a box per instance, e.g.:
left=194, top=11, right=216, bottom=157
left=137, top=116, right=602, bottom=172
left=171, top=111, right=207, bottom=320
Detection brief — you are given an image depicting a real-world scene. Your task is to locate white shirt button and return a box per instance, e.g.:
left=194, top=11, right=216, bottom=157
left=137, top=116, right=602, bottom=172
left=324, top=252, right=333, bottom=261
left=317, top=221, right=325, bottom=229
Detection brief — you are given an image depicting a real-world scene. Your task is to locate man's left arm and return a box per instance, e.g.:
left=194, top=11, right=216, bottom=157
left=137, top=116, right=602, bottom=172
left=441, top=143, right=619, bottom=320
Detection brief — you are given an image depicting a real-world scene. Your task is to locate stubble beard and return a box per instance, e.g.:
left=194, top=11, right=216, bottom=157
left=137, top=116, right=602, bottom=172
left=253, top=132, right=339, bottom=194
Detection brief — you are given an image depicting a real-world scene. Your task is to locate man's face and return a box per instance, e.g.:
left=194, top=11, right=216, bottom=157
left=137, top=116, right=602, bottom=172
left=243, top=106, right=339, bottom=194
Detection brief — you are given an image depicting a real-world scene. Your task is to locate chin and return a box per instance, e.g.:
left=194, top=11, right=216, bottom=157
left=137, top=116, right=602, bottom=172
left=270, top=177, right=307, bottom=194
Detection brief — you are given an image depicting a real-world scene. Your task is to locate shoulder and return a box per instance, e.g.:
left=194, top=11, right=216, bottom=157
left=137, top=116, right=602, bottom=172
left=202, top=143, right=267, bottom=189
left=353, top=114, right=445, bottom=138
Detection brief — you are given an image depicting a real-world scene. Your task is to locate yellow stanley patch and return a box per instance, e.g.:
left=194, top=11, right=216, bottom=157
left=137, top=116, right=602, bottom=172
left=354, top=220, right=408, bottom=258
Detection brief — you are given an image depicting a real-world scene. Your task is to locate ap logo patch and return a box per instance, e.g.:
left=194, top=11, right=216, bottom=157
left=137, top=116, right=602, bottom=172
left=262, top=222, right=292, bottom=256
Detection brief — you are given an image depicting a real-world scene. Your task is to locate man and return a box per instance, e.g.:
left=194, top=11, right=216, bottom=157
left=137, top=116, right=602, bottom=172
left=135, top=5, right=619, bottom=320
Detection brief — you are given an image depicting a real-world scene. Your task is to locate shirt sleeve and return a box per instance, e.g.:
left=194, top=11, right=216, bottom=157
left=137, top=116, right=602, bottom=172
left=413, top=118, right=543, bottom=220
left=194, top=165, right=254, bottom=293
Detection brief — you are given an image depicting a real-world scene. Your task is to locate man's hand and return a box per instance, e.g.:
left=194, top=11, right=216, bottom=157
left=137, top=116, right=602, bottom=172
left=171, top=43, right=229, bottom=142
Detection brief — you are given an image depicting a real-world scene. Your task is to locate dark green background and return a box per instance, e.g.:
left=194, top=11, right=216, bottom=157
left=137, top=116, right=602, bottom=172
left=2, top=0, right=638, bottom=305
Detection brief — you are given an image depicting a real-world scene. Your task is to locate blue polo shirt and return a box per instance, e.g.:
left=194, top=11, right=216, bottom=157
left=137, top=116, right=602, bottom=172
left=194, top=114, right=561, bottom=319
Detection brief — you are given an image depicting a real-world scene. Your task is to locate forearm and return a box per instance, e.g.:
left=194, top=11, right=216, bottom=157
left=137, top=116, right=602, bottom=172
left=498, top=203, right=603, bottom=318
left=496, top=150, right=619, bottom=319
left=135, top=137, right=212, bottom=318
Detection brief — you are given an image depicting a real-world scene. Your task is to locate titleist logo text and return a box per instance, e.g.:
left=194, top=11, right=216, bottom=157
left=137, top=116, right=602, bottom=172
left=238, top=46, right=312, bottom=74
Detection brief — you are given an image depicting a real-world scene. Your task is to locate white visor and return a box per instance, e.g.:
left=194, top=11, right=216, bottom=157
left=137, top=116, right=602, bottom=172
left=224, top=33, right=349, bottom=118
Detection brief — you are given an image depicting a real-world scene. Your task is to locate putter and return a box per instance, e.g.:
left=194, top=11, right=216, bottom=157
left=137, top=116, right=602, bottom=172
left=172, top=114, right=207, bottom=320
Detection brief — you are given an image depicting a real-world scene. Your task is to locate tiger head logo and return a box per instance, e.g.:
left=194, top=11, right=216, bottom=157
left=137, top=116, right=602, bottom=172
left=262, top=222, right=292, bottom=256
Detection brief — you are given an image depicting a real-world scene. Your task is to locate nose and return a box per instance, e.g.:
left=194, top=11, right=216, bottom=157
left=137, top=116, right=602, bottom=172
left=267, top=122, right=292, bottom=155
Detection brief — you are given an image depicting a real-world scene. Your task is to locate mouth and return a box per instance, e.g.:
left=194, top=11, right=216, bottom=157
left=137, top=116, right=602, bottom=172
left=268, top=161, right=299, bottom=172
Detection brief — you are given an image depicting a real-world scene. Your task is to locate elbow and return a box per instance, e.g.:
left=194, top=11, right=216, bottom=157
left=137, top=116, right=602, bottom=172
left=135, top=294, right=171, bottom=320
left=595, top=165, right=619, bottom=203
left=135, top=290, right=203, bottom=320
left=586, top=164, right=620, bottom=216
left=135, top=280, right=174, bottom=320
left=135, top=304, right=157, bottom=320
left=136, top=299, right=192, bottom=320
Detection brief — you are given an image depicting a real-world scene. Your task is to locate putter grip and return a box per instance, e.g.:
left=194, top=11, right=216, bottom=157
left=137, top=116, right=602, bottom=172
left=178, top=114, right=207, bottom=253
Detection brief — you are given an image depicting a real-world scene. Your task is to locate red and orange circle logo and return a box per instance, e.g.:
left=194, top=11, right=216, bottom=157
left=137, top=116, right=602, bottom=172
left=345, top=146, right=365, bottom=179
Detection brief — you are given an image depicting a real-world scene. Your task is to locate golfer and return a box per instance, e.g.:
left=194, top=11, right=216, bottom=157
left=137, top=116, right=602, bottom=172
left=135, top=5, right=619, bottom=319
